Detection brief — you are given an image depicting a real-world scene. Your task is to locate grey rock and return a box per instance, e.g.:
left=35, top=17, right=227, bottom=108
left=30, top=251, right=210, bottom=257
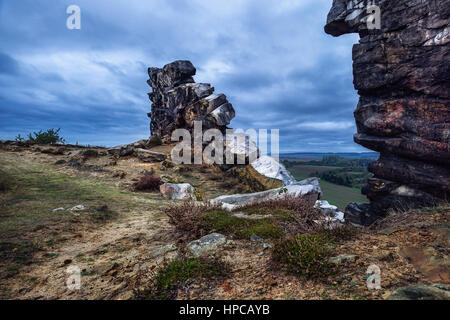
left=388, top=284, right=450, bottom=300
left=187, top=233, right=227, bottom=257
left=328, top=254, right=358, bottom=265
left=211, top=177, right=321, bottom=211
left=136, top=148, right=166, bottom=163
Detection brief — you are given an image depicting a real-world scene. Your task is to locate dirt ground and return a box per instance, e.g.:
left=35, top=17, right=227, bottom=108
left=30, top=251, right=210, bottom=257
left=0, top=145, right=448, bottom=300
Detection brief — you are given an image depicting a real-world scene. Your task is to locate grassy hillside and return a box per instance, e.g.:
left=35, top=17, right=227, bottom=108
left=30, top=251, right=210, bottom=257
left=287, top=163, right=368, bottom=209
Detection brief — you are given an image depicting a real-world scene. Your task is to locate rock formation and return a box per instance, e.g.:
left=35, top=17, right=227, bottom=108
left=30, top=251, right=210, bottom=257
left=325, top=0, right=449, bottom=225
left=147, top=60, right=235, bottom=142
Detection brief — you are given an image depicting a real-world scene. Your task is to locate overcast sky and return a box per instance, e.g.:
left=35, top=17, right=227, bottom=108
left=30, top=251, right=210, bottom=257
left=0, top=0, right=368, bottom=152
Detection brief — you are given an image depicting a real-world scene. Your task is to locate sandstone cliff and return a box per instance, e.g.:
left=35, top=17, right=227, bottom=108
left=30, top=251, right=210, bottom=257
left=325, top=0, right=449, bottom=225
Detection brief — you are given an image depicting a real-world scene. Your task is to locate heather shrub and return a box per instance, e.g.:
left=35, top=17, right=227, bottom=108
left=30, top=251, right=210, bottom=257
left=134, top=257, right=231, bottom=300
left=133, top=174, right=162, bottom=191
left=272, top=233, right=336, bottom=279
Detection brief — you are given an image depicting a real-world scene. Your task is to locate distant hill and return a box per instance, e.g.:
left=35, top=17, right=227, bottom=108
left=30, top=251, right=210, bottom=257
left=280, top=152, right=379, bottom=161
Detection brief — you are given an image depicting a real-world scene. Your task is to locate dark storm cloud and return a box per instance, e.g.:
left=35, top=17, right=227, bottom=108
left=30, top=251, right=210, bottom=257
left=0, top=0, right=367, bottom=151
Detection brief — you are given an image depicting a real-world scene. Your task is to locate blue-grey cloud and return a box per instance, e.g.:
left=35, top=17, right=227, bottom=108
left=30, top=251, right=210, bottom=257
left=0, top=0, right=367, bottom=152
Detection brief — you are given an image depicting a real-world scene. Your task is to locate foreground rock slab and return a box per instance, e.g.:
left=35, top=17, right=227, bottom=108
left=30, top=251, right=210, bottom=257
left=211, top=178, right=321, bottom=211
left=187, top=233, right=227, bottom=257
left=388, top=284, right=450, bottom=300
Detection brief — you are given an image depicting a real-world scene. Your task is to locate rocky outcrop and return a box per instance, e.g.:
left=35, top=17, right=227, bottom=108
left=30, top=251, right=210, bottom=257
left=325, top=0, right=450, bottom=225
left=147, top=60, right=235, bottom=142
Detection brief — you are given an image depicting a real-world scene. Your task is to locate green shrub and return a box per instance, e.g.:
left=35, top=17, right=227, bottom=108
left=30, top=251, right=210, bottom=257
left=27, top=128, right=65, bottom=144
left=136, top=257, right=230, bottom=300
left=203, top=210, right=283, bottom=239
left=272, top=233, right=336, bottom=279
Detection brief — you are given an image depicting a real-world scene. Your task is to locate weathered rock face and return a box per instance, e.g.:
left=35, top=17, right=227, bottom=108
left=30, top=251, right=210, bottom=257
left=325, top=0, right=450, bottom=225
left=147, top=60, right=235, bottom=142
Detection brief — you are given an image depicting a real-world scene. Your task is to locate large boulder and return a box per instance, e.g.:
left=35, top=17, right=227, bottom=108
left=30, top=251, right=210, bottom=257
left=325, top=0, right=450, bottom=225
left=211, top=178, right=322, bottom=211
left=250, top=155, right=296, bottom=186
left=147, top=60, right=235, bottom=142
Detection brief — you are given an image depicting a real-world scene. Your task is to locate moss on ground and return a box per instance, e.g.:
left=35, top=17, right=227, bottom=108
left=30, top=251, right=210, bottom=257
left=137, top=257, right=231, bottom=300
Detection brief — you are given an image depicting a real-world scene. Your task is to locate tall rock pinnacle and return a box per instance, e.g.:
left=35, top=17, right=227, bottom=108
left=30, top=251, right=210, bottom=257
left=324, top=0, right=450, bottom=225
left=147, top=60, right=235, bottom=142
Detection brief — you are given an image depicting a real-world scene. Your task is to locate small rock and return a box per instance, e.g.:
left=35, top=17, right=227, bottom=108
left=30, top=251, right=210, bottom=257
left=250, top=234, right=263, bottom=242
left=69, top=205, right=86, bottom=211
left=328, top=254, right=358, bottom=265
left=187, top=233, right=227, bottom=257
left=64, top=259, right=72, bottom=265
left=52, top=208, right=65, bottom=212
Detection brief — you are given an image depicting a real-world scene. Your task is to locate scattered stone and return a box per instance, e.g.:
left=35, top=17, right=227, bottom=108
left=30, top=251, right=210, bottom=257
left=107, top=144, right=134, bottom=157
left=69, top=205, right=86, bottom=212
left=388, top=284, right=450, bottom=300
left=52, top=208, right=65, bottom=212
left=80, top=149, right=99, bottom=159
left=187, top=233, right=227, bottom=257
left=160, top=183, right=197, bottom=200
left=328, top=254, right=358, bottom=266
left=136, top=148, right=166, bottom=163
left=314, top=200, right=344, bottom=223
left=150, top=244, right=177, bottom=258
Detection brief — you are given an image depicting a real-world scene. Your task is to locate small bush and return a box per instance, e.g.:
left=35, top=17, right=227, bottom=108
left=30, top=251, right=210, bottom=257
left=147, top=135, right=162, bottom=148
left=165, top=200, right=214, bottom=238
left=272, top=233, right=336, bottom=279
left=26, top=128, right=65, bottom=144
left=239, top=195, right=326, bottom=234
left=135, top=257, right=231, bottom=300
left=133, top=175, right=162, bottom=191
